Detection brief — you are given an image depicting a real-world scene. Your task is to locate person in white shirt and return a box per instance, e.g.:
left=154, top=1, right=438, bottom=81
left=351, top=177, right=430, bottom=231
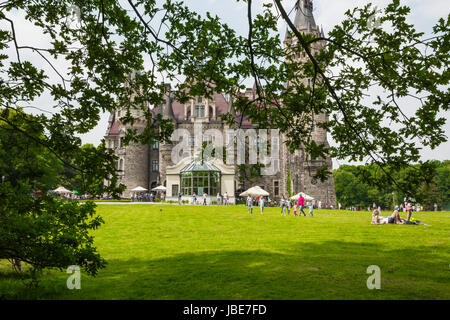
left=247, top=196, right=253, bottom=214
left=280, top=197, right=286, bottom=216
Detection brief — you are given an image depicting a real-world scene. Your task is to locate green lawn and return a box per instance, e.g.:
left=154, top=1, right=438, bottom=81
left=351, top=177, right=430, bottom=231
left=1, top=205, right=449, bottom=299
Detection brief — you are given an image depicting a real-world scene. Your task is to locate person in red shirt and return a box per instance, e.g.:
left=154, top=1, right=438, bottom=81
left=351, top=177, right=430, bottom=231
left=297, top=195, right=306, bottom=217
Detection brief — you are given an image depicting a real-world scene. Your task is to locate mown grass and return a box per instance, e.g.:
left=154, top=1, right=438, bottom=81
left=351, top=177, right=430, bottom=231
left=1, top=205, right=449, bottom=300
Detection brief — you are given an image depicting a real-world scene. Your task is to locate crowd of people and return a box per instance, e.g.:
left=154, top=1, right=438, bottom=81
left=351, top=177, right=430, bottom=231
left=176, top=192, right=232, bottom=206
left=131, top=192, right=164, bottom=202
left=136, top=191, right=434, bottom=227
left=245, top=194, right=316, bottom=217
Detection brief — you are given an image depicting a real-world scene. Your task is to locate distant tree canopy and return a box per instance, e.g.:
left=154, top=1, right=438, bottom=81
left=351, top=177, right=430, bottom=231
left=0, top=109, right=106, bottom=276
left=0, top=108, right=62, bottom=191
left=59, top=142, right=120, bottom=197
left=333, top=160, right=450, bottom=210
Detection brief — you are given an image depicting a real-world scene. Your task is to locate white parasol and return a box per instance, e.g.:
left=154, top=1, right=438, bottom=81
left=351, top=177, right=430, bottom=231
left=54, top=186, right=73, bottom=194
left=131, top=186, right=148, bottom=192
left=152, top=185, right=167, bottom=191
left=290, top=192, right=314, bottom=201
left=240, top=186, right=269, bottom=197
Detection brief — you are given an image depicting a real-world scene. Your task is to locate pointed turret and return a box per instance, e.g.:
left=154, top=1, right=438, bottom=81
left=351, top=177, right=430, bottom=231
left=227, top=94, right=235, bottom=117
left=285, top=0, right=319, bottom=41
left=294, top=0, right=316, bottom=30
left=159, top=83, right=176, bottom=120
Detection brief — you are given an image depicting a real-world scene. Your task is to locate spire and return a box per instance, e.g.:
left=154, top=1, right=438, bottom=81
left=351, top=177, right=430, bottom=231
left=294, top=0, right=316, bottom=30
left=285, top=0, right=317, bottom=41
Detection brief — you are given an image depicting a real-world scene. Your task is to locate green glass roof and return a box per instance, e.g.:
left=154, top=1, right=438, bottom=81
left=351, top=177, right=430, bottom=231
left=180, top=160, right=220, bottom=172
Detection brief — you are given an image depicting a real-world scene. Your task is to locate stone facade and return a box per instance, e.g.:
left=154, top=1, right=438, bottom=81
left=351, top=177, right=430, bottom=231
left=104, top=0, right=336, bottom=207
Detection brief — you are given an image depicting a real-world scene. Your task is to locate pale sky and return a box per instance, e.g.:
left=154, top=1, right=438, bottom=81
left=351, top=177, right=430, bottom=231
left=3, top=0, right=449, bottom=167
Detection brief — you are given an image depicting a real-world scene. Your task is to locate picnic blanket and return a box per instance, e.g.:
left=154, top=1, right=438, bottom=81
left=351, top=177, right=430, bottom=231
left=405, top=219, right=431, bottom=226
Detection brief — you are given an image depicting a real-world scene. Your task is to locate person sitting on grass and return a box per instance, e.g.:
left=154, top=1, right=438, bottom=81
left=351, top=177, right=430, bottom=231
left=371, top=207, right=388, bottom=224
left=372, top=209, right=406, bottom=225
left=386, top=209, right=405, bottom=224
left=405, top=202, right=413, bottom=221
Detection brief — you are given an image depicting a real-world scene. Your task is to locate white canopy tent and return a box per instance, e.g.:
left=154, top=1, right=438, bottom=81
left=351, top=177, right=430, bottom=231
left=54, top=186, right=72, bottom=194
left=239, top=186, right=269, bottom=197
left=290, top=192, right=314, bottom=201
left=152, top=185, right=167, bottom=192
left=131, top=186, right=147, bottom=192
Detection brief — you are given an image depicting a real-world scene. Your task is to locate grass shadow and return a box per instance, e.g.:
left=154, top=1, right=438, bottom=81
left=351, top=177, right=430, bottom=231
left=4, top=240, right=447, bottom=300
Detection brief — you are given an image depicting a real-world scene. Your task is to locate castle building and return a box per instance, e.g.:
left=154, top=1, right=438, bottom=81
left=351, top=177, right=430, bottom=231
left=104, top=0, right=336, bottom=206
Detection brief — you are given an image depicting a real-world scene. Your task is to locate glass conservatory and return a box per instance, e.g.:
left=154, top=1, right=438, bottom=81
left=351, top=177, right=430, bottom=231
left=180, top=160, right=221, bottom=196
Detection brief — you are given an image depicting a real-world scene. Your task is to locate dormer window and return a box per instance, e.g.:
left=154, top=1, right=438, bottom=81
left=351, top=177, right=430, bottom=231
left=195, top=105, right=205, bottom=117
left=197, top=97, right=202, bottom=103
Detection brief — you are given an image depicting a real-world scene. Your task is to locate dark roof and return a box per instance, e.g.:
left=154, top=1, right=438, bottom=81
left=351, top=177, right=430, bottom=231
left=171, top=92, right=229, bottom=122
left=108, top=120, right=120, bottom=135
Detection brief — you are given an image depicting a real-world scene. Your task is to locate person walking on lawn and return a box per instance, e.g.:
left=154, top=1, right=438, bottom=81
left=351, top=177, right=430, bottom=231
left=259, top=197, right=265, bottom=214
left=247, top=196, right=253, bottom=214
left=280, top=197, right=286, bottom=216
left=298, top=194, right=307, bottom=217
left=308, top=202, right=314, bottom=216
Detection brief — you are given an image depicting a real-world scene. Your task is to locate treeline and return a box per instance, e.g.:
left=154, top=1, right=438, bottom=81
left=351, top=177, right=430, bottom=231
left=333, top=161, right=450, bottom=210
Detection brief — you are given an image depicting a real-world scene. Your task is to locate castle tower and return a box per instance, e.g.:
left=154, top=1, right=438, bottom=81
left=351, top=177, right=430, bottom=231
left=158, top=83, right=177, bottom=188
left=104, top=71, right=152, bottom=197
left=282, top=0, right=336, bottom=207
